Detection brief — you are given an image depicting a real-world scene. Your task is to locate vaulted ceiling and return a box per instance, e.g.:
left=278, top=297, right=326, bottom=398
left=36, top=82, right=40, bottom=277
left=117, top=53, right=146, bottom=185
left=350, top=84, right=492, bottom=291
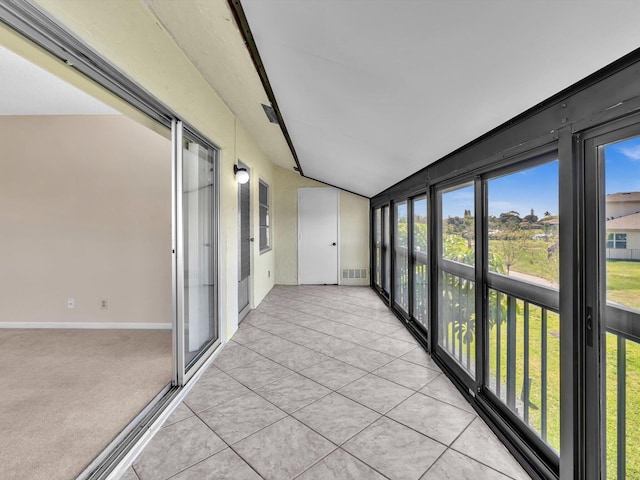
left=149, top=0, right=640, bottom=197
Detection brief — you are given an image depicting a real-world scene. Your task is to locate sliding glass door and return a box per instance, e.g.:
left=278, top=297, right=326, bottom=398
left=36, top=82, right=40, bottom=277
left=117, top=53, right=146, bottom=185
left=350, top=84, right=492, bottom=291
left=173, top=121, right=220, bottom=384
left=437, top=182, right=476, bottom=381
left=585, top=127, right=640, bottom=479
left=412, top=195, right=428, bottom=331
left=383, top=205, right=391, bottom=297
left=373, top=207, right=382, bottom=289
left=484, top=158, right=561, bottom=458
left=394, top=201, right=409, bottom=312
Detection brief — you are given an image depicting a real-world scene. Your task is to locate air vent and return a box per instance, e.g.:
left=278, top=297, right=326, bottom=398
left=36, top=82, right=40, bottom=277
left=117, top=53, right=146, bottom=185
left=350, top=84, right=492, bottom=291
left=261, top=103, right=279, bottom=124
left=342, top=268, right=368, bottom=279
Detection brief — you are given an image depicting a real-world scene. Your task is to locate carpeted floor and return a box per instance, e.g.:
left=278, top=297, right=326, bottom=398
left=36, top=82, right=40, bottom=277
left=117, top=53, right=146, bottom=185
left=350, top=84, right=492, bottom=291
left=0, top=329, right=172, bottom=480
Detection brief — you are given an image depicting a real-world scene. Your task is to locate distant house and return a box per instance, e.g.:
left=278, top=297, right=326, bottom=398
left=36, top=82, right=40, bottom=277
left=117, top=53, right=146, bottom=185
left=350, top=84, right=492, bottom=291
left=606, top=192, right=640, bottom=259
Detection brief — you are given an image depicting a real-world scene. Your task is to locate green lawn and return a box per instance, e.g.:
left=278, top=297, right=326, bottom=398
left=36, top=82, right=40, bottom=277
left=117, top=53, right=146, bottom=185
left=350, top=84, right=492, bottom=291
left=607, top=261, right=640, bottom=311
left=605, top=261, right=640, bottom=479
left=441, top=252, right=640, bottom=478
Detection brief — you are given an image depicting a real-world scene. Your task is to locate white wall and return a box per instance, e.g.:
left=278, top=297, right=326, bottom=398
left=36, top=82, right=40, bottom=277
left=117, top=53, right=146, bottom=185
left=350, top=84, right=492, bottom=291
left=0, top=115, right=171, bottom=325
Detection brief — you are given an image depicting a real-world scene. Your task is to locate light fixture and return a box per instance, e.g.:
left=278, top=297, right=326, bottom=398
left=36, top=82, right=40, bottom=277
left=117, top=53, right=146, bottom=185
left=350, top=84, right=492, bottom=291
left=234, top=164, right=250, bottom=184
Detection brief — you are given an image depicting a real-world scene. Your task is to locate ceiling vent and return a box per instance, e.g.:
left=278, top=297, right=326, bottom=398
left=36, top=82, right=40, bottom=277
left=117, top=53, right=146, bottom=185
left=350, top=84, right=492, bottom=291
left=261, top=103, right=279, bottom=124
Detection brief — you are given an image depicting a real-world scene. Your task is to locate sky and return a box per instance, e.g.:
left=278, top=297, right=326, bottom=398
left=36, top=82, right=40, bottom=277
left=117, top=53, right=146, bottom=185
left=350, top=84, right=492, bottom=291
left=399, top=134, right=640, bottom=220
left=605, top=136, right=640, bottom=195
left=439, top=160, right=560, bottom=219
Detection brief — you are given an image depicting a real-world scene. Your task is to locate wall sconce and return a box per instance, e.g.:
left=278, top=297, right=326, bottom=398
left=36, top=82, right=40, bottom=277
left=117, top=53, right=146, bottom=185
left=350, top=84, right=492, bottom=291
left=234, top=164, right=250, bottom=184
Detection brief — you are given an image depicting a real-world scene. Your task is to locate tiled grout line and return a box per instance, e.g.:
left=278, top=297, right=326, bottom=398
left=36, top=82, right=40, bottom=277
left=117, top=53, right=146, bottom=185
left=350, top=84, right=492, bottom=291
left=260, top=289, right=502, bottom=477
left=268, top=293, right=392, bottom=321
left=247, top=304, right=413, bottom=359
left=265, top=289, right=399, bottom=326
left=417, top=447, right=449, bottom=479
left=237, top=315, right=456, bottom=410
left=201, top=327, right=434, bottom=477
left=290, top=446, right=392, bottom=480
left=161, top=287, right=518, bottom=480
left=434, top=418, right=526, bottom=480
left=221, top=347, right=457, bottom=474
left=271, top=286, right=386, bottom=308
left=130, top=464, right=142, bottom=479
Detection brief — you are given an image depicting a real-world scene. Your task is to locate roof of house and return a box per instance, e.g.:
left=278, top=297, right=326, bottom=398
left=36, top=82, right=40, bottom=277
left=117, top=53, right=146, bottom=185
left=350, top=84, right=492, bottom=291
left=607, top=212, right=640, bottom=230
left=606, top=192, right=640, bottom=203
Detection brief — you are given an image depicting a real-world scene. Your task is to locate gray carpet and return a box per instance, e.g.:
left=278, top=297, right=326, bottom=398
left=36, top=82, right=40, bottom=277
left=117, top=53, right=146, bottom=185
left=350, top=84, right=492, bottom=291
left=0, top=329, right=172, bottom=480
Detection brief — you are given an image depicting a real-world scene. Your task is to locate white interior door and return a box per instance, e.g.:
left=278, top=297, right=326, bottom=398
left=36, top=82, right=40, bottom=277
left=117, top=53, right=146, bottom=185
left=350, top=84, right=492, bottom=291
left=298, top=187, right=338, bottom=284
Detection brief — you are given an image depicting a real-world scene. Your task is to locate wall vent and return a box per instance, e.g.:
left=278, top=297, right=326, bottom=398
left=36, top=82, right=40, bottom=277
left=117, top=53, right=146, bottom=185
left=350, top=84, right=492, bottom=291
left=342, top=268, right=368, bottom=279
left=261, top=103, right=279, bottom=124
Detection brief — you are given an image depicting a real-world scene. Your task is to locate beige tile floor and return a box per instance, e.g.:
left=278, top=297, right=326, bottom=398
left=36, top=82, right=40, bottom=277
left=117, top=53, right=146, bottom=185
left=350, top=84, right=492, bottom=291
left=124, top=285, right=532, bottom=480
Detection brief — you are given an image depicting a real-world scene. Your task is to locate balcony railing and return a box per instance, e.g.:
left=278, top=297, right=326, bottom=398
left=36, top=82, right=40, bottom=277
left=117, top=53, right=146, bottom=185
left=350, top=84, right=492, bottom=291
left=486, top=281, right=560, bottom=452
left=438, top=259, right=475, bottom=378
left=394, top=245, right=409, bottom=312
left=392, top=246, right=428, bottom=328
left=414, top=250, right=428, bottom=328
left=605, top=303, right=640, bottom=480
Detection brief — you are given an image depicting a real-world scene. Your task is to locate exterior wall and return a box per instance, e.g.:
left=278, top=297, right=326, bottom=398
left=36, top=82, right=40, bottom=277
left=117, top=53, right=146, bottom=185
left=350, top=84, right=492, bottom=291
left=607, top=229, right=640, bottom=250
left=0, top=115, right=171, bottom=325
left=607, top=201, right=640, bottom=219
left=274, top=166, right=370, bottom=285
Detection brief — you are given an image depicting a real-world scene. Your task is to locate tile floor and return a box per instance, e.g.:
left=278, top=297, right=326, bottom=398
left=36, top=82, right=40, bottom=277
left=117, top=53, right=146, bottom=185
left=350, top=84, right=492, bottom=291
left=123, top=285, right=532, bottom=480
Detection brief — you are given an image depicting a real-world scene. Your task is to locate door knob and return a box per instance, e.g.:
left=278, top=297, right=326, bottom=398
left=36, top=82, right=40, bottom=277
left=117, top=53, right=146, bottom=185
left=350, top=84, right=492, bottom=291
left=331, top=242, right=337, bottom=246
left=249, top=238, right=255, bottom=242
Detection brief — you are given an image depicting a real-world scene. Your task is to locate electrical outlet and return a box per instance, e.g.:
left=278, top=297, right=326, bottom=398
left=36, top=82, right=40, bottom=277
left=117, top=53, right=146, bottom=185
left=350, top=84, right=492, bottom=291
left=100, top=298, right=108, bottom=310
left=67, top=298, right=75, bottom=309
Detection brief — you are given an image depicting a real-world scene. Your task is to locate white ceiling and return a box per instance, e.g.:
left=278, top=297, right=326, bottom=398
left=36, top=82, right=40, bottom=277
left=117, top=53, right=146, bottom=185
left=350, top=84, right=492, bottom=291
left=241, top=0, right=640, bottom=197
left=0, top=46, right=117, bottom=115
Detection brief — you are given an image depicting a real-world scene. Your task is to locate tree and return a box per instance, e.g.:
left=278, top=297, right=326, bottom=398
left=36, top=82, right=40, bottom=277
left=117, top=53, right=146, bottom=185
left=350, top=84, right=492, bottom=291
left=523, top=208, right=538, bottom=224
left=495, top=224, right=529, bottom=274
left=498, top=211, right=521, bottom=230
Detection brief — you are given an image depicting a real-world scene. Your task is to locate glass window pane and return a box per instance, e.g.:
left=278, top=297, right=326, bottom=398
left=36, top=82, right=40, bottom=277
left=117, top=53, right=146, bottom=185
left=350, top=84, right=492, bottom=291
left=442, top=184, right=475, bottom=266
left=182, top=137, right=217, bottom=367
left=374, top=208, right=382, bottom=287
left=488, top=161, right=559, bottom=287
left=259, top=180, right=270, bottom=250
left=384, top=206, right=391, bottom=294
left=486, top=159, right=560, bottom=452
left=412, top=196, right=428, bottom=328
left=394, top=201, right=408, bottom=312
left=439, top=183, right=475, bottom=378
left=602, top=136, right=640, bottom=478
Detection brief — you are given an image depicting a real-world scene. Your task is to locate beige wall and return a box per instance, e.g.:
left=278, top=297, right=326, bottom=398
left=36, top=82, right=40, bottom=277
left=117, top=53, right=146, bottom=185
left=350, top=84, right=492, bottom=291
left=4, top=1, right=277, bottom=340
left=607, top=201, right=640, bottom=219
left=235, top=121, right=275, bottom=307
left=0, top=115, right=171, bottom=325
left=274, top=166, right=370, bottom=285
left=339, top=190, right=371, bottom=285
left=0, top=2, right=370, bottom=339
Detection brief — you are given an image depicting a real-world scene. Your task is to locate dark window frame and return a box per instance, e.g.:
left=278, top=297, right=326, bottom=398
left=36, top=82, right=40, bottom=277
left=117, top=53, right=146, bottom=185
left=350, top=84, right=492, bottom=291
left=258, top=179, right=271, bottom=253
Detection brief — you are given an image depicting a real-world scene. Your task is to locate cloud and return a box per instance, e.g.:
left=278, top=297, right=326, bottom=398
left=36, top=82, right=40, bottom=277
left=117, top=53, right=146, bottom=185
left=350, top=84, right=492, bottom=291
left=619, top=144, right=640, bottom=160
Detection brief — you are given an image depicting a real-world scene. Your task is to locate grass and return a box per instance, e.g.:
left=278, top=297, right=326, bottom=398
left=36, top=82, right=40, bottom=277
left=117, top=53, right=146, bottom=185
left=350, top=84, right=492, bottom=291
left=441, top=248, right=640, bottom=477
left=606, top=261, right=640, bottom=311
left=489, top=239, right=559, bottom=284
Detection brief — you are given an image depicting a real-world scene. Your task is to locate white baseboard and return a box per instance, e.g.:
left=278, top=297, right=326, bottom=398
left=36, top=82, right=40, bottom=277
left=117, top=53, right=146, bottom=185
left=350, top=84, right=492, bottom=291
left=0, top=322, right=172, bottom=330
